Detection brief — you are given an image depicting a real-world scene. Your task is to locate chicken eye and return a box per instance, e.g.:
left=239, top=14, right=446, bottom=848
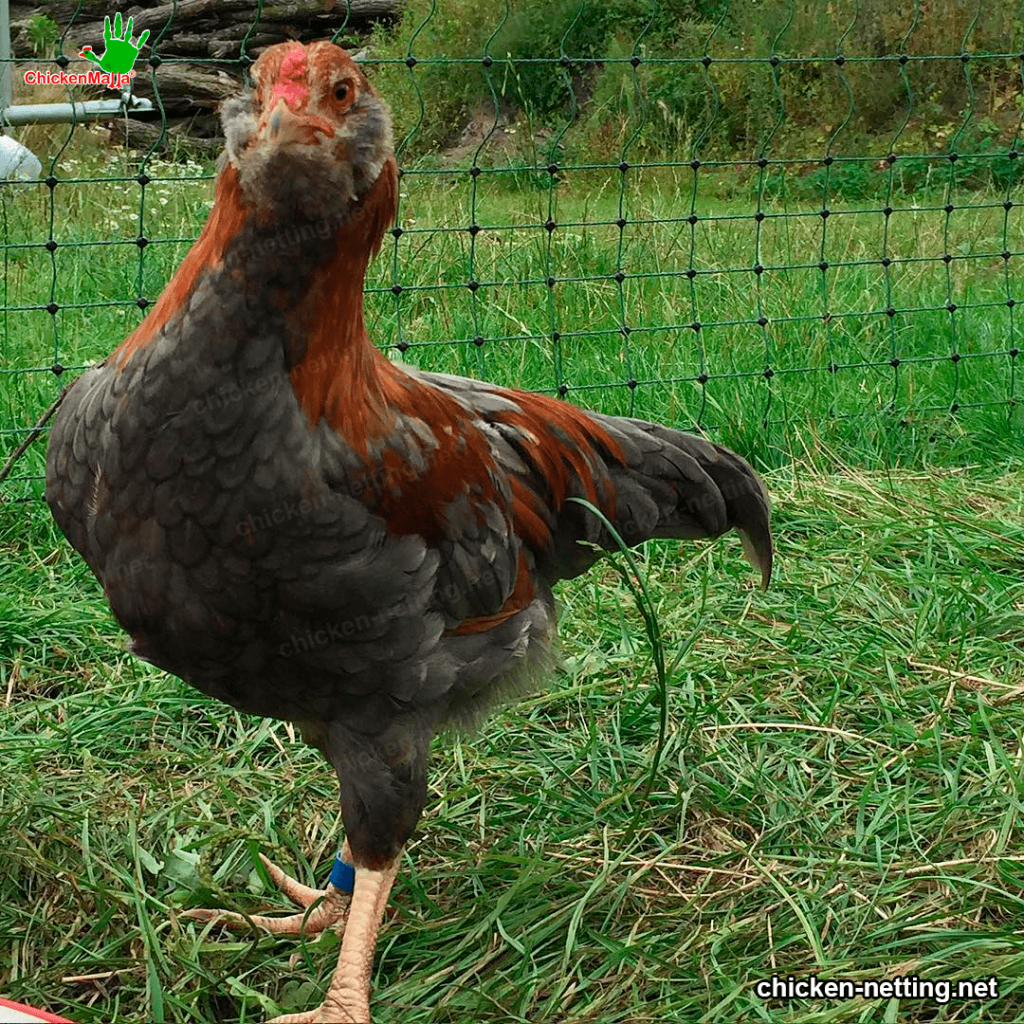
left=334, top=83, right=349, bottom=102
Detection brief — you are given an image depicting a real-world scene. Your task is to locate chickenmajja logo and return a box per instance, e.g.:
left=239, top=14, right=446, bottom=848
left=23, top=13, right=149, bottom=91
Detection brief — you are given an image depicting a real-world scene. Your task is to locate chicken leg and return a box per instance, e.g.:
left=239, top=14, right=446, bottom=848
left=269, top=854, right=400, bottom=1024
left=185, top=842, right=354, bottom=938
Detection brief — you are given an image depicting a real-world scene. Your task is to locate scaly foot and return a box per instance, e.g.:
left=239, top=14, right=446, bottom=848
left=267, top=856, right=400, bottom=1024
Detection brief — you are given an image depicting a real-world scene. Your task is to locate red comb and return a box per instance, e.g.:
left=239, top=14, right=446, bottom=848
left=269, top=45, right=308, bottom=109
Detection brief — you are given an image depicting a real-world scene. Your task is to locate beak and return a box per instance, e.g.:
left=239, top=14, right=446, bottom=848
left=261, top=98, right=334, bottom=147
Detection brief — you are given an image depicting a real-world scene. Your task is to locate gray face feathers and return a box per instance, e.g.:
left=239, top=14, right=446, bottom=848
left=220, top=40, right=394, bottom=223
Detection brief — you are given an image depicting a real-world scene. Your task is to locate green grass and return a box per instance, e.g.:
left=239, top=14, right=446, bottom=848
left=2, top=136, right=1024, bottom=1023
left=3, top=466, right=1024, bottom=1023
left=1, top=133, right=1021, bottom=495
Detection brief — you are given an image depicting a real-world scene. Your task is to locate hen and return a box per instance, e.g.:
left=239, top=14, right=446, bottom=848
left=45, top=41, right=773, bottom=1023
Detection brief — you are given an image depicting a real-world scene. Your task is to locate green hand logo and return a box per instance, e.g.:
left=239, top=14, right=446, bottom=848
left=79, top=13, right=149, bottom=76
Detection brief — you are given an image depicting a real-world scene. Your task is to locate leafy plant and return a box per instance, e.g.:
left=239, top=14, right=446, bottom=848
left=26, top=13, right=59, bottom=57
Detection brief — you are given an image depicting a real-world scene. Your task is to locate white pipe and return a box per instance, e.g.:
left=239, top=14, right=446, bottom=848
left=2, top=94, right=154, bottom=125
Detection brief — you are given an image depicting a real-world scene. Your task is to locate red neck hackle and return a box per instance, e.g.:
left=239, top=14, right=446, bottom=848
left=286, top=155, right=400, bottom=438
left=113, top=40, right=398, bottom=395
left=111, top=163, right=250, bottom=368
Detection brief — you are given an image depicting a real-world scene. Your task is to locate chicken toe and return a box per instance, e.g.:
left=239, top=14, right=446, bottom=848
left=185, top=846, right=353, bottom=938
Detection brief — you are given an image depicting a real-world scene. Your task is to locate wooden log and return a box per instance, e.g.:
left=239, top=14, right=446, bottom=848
left=77, top=0, right=398, bottom=37
left=11, top=0, right=400, bottom=58
left=157, top=32, right=290, bottom=59
left=10, top=0, right=109, bottom=24
left=259, top=0, right=398, bottom=18
left=132, top=64, right=239, bottom=115
left=108, top=115, right=224, bottom=157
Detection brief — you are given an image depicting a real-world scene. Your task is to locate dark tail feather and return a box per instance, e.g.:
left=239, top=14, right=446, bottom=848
left=590, top=417, right=773, bottom=590
left=666, top=430, right=773, bottom=590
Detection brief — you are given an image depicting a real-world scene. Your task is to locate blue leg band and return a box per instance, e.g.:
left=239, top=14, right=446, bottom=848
left=329, top=851, right=355, bottom=893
